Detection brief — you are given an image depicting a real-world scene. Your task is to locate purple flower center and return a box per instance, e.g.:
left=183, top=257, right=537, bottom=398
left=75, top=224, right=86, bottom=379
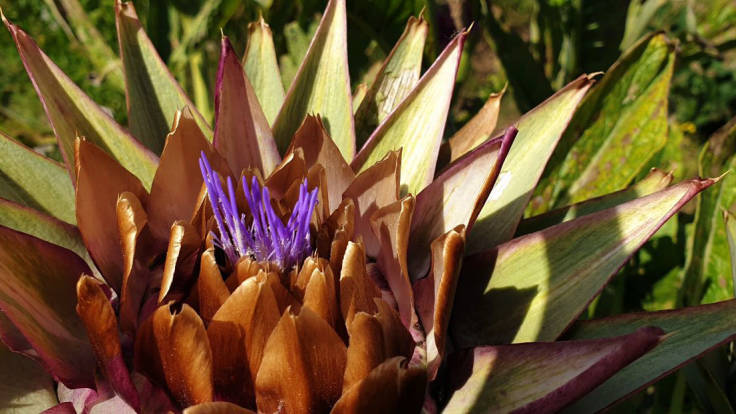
left=198, top=152, right=318, bottom=270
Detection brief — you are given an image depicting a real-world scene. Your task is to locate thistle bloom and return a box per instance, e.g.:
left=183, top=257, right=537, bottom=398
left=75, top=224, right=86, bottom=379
left=199, top=152, right=318, bottom=269
left=0, top=0, right=730, bottom=413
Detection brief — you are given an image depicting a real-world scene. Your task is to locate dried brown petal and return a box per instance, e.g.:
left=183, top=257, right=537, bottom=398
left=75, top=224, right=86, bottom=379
left=370, top=195, right=416, bottom=330
left=148, top=108, right=232, bottom=242
left=286, top=115, right=355, bottom=212
left=75, top=138, right=148, bottom=293
left=159, top=220, right=202, bottom=304
left=265, top=148, right=307, bottom=200
left=208, top=272, right=282, bottom=405
left=183, top=401, right=256, bottom=414
left=76, top=275, right=139, bottom=409
left=332, top=357, right=426, bottom=414
left=255, top=307, right=347, bottom=413
left=152, top=303, right=214, bottom=406
left=339, top=241, right=380, bottom=327
left=116, top=191, right=155, bottom=334
left=342, top=150, right=400, bottom=257
left=197, top=249, right=230, bottom=324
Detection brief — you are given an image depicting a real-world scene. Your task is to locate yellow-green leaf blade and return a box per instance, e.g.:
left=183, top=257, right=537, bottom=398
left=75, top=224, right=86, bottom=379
left=0, top=341, right=57, bottom=412
left=271, top=0, right=356, bottom=159
left=0, top=131, right=75, bottom=224
left=115, top=0, right=211, bottom=152
left=352, top=32, right=466, bottom=196
left=533, top=34, right=675, bottom=213
left=516, top=168, right=673, bottom=236
left=353, top=15, right=428, bottom=148
left=243, top=17, right=285, bottom=126
left=452, top=178, right=715, bottom=347
left=467, top=75, right=594, bottom=253
left=3, top=13, right=158, bottom=189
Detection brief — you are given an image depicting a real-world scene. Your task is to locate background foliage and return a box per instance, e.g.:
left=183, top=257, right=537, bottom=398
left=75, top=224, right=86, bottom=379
left=1, top=0, right=736, bottom=411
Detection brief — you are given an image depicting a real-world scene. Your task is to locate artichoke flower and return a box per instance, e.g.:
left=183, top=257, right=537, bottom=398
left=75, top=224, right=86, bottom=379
left=0, top=0, right=733, bottom=413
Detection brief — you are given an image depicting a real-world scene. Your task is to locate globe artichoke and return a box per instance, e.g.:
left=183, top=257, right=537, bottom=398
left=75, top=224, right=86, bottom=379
left=0, top=0, right=734, bottom=413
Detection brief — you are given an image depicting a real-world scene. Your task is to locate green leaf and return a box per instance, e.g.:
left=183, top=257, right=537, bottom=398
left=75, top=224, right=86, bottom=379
left=115, top=0, right=211, bottom=153
left=43, top=0, right=125, bottom=90
left=0, top=198, right=94, bottom=272
left=243, top=17, right=285, bottom=126
left=444, top=327, right=663, bottom=414
left=533, top=34, right=675, bottom=214
left=272, top=0, right=356, bottom=160
left=451, top=178, right=715, bottom=347
left=681, top=118, right=736, bottom=306
left=0, top=225, right=95, bottom=388
left=351, top=31, right=466, bottom=196
left=408, top=128, right=515, bottom=279
left=562, top=299, right=736, bottom=413
left=0, top=130, right=75, bottom=224
left=353, top=15, right=427, bottom=148
left=516, top=168, right=673, bottom=237
left=3, top=12, right=158, bottom=189
left=0, top=341, right=56, bottom=412
left=724, top=209, right=736, bottom=296
left=481, top=2, right=554, bottom=113
left=466, top=75, right=594, bottom=254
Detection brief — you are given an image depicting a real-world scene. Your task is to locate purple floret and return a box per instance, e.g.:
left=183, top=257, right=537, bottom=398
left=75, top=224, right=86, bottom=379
left=199, top=152, right=318, bottom=270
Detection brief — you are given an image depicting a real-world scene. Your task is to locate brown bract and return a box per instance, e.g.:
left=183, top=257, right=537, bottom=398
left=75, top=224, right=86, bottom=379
left=71, top=112, right=434, bottom=413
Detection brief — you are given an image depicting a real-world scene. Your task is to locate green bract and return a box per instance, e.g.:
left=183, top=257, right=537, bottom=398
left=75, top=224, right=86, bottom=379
left=0, top=0, right=733, bottom=413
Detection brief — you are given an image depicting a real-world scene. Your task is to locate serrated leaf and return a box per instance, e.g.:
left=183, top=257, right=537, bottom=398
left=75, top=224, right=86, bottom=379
left=0, top=131, right=75, bottom=224
left=444, top=327, right=663, bottom=414
left=562, top=299, right=736, bottom=413
left=352, top=32, right=466, bottom=196
left=353, top=15, right=427, bottom=148
left=681, top=118, right=736, bottom=306
left=243, top=17, right=285, bottom=126
left=533, top=34, right=675, bottom=213
left=115, top=0, right=211, bottom=153
left=452, top=178, right=715, bottom=347
left=517, top=168, right=673, bottom=236
left=272, top=0, right=356, bottom=159
left=467, top=75, right=594, bottom=253
left=0, top=341, right=56, bottom=412
left=3, top=13, right=158, bottom=189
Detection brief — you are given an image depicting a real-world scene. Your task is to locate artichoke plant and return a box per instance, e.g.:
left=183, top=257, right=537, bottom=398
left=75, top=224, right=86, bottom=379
left=0, top=0, right=734, bottom=413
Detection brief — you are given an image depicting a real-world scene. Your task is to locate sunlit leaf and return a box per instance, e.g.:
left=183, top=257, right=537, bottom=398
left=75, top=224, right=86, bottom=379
left=272, top=0, right=356, bottom=160
left=467, top=75, right=594, bottom=253
left=518, top=168, right=673, bottom=236
left=115, top=0, right=211, bottom=152
left=0, top=130, right=75, bottom=224
left=353, top=15, right=427, bottom=148
left=533, top=34, right=675, bottom=213
left=243, top=17, right=285, bottom=126
left=452, top=178, right=715, bottom=347
left=3, top=12, right=158, bottom=188
left=352, top=31, right=466, bottom=196
left=681, top=118, right=736, bottom=306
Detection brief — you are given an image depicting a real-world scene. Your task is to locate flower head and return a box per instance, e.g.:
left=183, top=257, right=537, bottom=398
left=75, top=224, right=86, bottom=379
left=199, top=151, right=317, bottom=270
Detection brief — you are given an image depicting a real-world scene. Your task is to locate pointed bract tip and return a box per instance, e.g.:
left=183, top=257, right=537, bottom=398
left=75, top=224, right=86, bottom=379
left=715, top=170, right=731, bottom=183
